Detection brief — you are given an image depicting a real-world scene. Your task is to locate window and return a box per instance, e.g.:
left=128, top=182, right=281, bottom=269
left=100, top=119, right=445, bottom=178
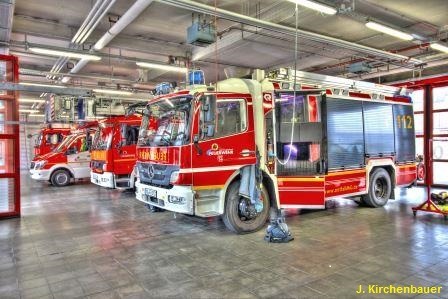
left=411, top=89, right=424, bottom=112
left=121, top=125, right=139, bottom=146
left=78, top=137, right=89, bottom=152
left=414, top=114, right=424, bottom=135
left=209, top=99, right=247, bottom=139
left=46, top=133, right=63, bottom=145
left=433, top=86, right=448, bottom=110
left=433, top=112, right=448, bottom=135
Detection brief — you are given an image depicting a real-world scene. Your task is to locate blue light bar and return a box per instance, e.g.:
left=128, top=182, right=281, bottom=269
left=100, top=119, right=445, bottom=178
left=189, top=70, right=205, bottom=85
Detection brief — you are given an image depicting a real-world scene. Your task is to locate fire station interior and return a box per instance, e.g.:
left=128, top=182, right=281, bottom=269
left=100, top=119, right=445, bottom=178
left=1, top=0, right=448, bottom=298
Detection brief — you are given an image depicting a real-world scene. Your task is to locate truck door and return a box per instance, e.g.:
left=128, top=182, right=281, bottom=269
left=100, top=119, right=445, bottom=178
left=116, top=123, right=140, bottom=174
left=192, top=95, right=256, bottom=191
left=274, top=90, right=327, bottom=209
left=67, top=135, right=91, bottom=178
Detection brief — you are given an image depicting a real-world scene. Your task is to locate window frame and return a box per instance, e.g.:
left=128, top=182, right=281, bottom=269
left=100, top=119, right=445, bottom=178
left=201, top=98, right=249, bottom=141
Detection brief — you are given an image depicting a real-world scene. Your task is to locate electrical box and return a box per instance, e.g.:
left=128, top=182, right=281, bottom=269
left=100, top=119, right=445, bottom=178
left=187, top=21, right=216, bottom=46
left=348, top=62, right=372, bottom=74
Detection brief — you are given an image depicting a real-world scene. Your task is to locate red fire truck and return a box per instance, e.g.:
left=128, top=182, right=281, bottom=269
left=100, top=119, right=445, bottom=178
left=33, top=126, right=71, bottom=158
left=90, top=115, right=141, bottom=189
left=134, top=69, right=417, bottom=233
left=30, top=123, right=97, bottom=187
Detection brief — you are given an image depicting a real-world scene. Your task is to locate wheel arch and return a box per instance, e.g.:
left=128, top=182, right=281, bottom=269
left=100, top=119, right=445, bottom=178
left=219, top=167, right=279, bottom=214
left=49, top=165, right=75, bottom=179
left=366, top=159, right=396, bottom=199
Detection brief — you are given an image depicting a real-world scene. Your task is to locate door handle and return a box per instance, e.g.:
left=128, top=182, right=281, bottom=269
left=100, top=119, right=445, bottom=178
left=240, top=150, right=255, bottom=157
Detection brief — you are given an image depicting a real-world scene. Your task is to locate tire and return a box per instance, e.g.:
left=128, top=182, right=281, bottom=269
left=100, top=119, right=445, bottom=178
left=222, top=181, right=270, bottom=234
left=50, top=169, right=71, bottom=187
left=362, top=168, right=392, bottom=208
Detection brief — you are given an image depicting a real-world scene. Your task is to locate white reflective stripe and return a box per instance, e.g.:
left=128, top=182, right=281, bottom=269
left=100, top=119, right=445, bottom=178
left=179, top=165, right=246, bottom=173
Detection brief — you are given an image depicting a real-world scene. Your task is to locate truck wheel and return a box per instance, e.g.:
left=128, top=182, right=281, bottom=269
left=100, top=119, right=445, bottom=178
left=222, top=181, right=270, bottom=234
left=362, top=168, right=391, bottom=208
left=50, top=169, right=71, bottom=187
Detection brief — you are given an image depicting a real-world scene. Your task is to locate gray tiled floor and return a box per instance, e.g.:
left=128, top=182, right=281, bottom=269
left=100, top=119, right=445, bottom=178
left=1, top=176, right=447, bottom=298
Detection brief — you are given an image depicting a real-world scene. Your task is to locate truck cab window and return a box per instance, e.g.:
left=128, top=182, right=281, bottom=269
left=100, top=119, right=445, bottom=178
left=122, top=125, right=139, bottom=146
left=205, top=99, right=247, bottom=139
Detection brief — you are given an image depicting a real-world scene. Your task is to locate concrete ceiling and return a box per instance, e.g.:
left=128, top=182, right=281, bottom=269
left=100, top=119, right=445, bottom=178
left=3, top=0, right=448, bottom=99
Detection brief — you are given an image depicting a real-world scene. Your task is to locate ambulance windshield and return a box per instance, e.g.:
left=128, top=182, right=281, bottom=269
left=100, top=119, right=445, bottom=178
left=138, top=96, right=192, bottom=146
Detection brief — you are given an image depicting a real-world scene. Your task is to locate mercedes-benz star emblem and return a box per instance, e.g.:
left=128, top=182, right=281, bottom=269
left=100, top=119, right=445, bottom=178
left=148, top=165, right=155, bottom=179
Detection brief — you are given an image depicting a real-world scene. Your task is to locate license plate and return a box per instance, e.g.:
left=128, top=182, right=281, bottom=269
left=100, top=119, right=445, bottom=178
left=145, top=188, right=157, bottom=197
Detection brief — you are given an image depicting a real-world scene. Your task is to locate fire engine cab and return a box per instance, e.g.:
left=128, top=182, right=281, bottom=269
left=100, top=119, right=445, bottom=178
left=33, top=126, right=71, bottom=158
left=135, top=69, right=417, bottom=233
left=30, top=123, right=96, bottom=187
left=90, top=115, right=141, bottom=189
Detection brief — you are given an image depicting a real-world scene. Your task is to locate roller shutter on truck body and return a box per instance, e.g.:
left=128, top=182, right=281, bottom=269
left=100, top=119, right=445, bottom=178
left=325, top=97, right=415, bottom=170
left=326, top=99, right=364, bottom=170
left=393, top=104, right=416, bottom=162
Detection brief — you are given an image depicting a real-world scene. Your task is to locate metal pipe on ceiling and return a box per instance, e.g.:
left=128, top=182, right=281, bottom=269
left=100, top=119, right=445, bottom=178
left=62, top=0, right=156, bottom=83
left=72, top=0, right=108, bottom=43
left=159, top=0, right=421, bottom=64
left=20, top=68, right=137, bottom=84
left=47, top=0, right=116, bottom=80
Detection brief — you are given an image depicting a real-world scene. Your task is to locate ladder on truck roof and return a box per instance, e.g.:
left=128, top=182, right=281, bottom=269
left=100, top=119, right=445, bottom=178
left=266, top=68, right=405, bottom=97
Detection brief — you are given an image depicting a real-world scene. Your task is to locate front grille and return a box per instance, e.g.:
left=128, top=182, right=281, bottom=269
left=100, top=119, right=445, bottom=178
left=30, top=162, right=35, bottom=169
left=138, top=162, right=179, bottom=187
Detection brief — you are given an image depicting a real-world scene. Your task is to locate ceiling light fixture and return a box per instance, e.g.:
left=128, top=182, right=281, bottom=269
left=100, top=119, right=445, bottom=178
left=19, top=98, right=46, bottom=103
left=92, top=89, right=133, bottom=96
left=287, top=0, right=337, bottom=15
left=365, top=21, right=414, bottom=41
left=20, top=82, right=67, bottom=89
left=136, top=62, right=188, bottom=73
left=19, top=109, right=40, bottom=113
left=430, top=42, right=448, bottom=54
left=29, top=47, right=102, bottom=61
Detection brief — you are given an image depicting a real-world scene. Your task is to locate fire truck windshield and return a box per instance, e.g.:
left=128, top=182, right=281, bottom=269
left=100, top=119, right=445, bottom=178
left=138, top=96, right=192, bottom=146
left=92, top=125, right=113, bottom=150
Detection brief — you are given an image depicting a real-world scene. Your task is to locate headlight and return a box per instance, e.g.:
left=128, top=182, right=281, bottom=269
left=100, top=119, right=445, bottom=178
left=169, top=171, right=179, bottom=184
left=35, top=161, right=47, bottom=170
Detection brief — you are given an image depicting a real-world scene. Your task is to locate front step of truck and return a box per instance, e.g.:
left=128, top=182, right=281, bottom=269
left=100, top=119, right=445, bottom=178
left=115, top=176, right=131, bottom=190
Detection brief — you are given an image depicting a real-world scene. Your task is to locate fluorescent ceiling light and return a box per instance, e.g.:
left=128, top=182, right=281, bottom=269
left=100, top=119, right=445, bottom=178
left=61, top=77, right=70, bottom=83
left=29, top=47, right=102, bottom=61
left=29, top=114, right=45, bottom=117
left=19, top=109, right=40, bottom=113
left=19, top=98, right=46, bottom=103
left=365, top=21, right=414, bottom=41
left=136, top=62, right=188, bottom=73
left=288, top=0, right=337, bottom=15
left=93, top=89, right=133, bottom=96
left=430, top=43, right=448, bottom=54
left=20, top=82, right=66, bottom=89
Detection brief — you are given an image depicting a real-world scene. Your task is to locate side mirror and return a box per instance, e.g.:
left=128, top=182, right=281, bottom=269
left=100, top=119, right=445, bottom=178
left=193, top=135, right=202, bottom=155
left=193, top=134, right=200, bottom=143
left=203, top=95, right=216, bottom=123
left=206, top=125, right=215, bottom=137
